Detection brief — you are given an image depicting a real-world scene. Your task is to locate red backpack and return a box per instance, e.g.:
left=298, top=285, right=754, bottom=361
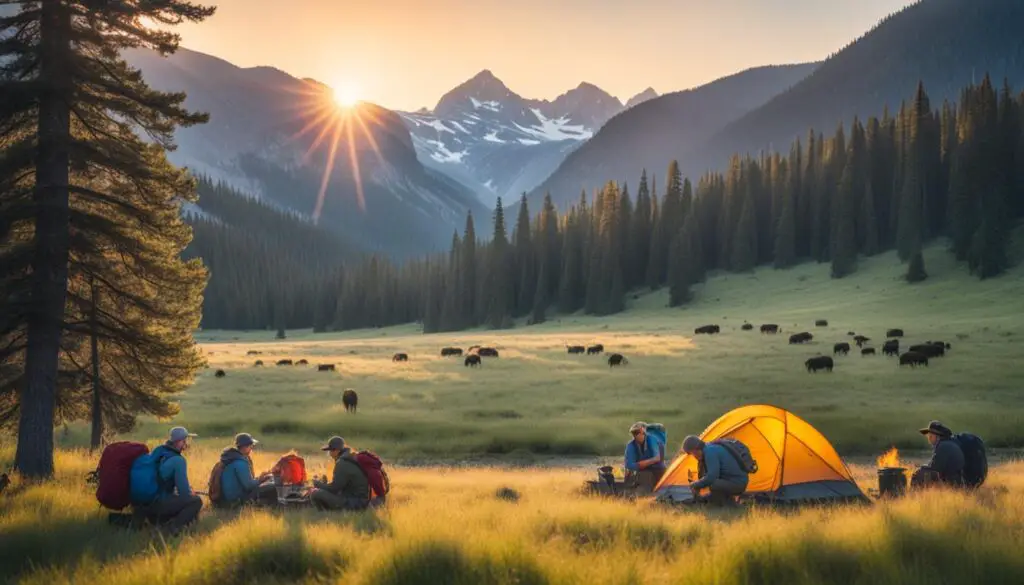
left=95, top=442, right=150, bottom=510
left=353, top=451, right=390, bottom=498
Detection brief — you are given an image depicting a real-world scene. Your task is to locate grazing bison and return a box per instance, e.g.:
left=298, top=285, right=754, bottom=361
left=741, top=323, right=754, bottom=331
left=567, top=345, right=585, bottom=354
left=392, top=353, right=409, bottom=362
left=789, top=332, right=813, bottom=344
left=608, top=353, right=628, bottom=367
left=214, top=369, right=226, bottom=378
left=882, top=340, right=900, bottom=357
left=886, top=328, right=905, bottom=338
left=477, top=347, right=499, bottom=358
left=760, top=324, right=780, bottom=334
left=246, top=350, right=261, bottom=356
left=694, top=325, right=720, bottom=335
left=833, top=342, right=851, bottom=355
left=847, top=331, right=857, bottom=336
left=815, top=319, right=829, bottom=327
left=928, top=340, right=951, bottom=351
left=253, top=360, right=264, bottom=367
left=862, top=347, right=876, bottom=356
left=276, top=359, right=293, bottom=366
left=910, top=343, right=944, bottom=358
left=342, top=389, right=358, bottom=413
left=440, top=347, right=463, bottom=357
left=296, top=359, right=308, bottom=366
left=900, top=351, right=929, bottom=368
left=586, top=344, right=604, bottom=355
left=853, top=335, right=870, bottom=347
left=464, top=355, right=482, bottom=367
left=805, top=356, right=834, bottom=373
left=317, top=364, right=336, bottom=372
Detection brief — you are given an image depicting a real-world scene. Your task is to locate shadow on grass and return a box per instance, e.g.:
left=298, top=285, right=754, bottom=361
left=369, top=540, right=548, bottom=585
left=538, top=517, right=706, bottom=556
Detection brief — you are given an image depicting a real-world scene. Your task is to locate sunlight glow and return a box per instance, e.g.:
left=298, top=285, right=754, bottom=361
left=331, top=81, right=362, bottom=108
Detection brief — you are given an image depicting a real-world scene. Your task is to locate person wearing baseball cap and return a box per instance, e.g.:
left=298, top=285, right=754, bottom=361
left=135, top=427, right=202, bottom=536
left=213, top=433, right=276, bottom=508
left=913, top=420, right=965, bottom=488
left=310, top=436, right=371, bottom=511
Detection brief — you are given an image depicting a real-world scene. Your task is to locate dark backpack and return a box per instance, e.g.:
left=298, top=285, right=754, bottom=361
left=95, top=442, right=150, bottom=510
left=207, top=461, right=227, bottom=504
left=952, top=432, right=987, bottom=488
left=711, top=438, right=759, bottom=474
left=352, top=451, right=390, bottom=498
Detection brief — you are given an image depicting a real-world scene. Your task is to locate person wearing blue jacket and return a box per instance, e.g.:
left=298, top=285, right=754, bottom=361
left=136, top=427, right=203, bottom=535
left=624, top=422, right=666, bottom=492
left=682, top=435, right=749, bottom=507
left=216, top=433, right=277, bottom=508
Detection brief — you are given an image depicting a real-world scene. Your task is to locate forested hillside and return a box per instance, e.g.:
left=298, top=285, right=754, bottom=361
left=216, top=78, right=1023, bottom=334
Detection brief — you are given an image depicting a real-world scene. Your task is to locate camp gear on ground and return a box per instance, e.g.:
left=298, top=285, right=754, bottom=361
left=877, top=466, right=908, bottom=497
left=656, top=405, right=868, bottom=505
left=711, top=438, right=759, bottom=474
left=918, top=420, right=953, bottom=438
left=692, top=442, right=749, bottom=491
left=272, top=454, right=308, bottom=485
left=129, top=445, right=180, bottom=505
left=952, top=432, right=988, bottom=488
left=321, top=436, right=346, bottom=451
left=169, top=427, right=197, bottom=442
left=234, top=433, right=258, bottom=448
left=95, top=442, right=150, bottom=510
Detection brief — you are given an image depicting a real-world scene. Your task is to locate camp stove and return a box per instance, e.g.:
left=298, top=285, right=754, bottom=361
left=876, top=467, right=908, bottom=497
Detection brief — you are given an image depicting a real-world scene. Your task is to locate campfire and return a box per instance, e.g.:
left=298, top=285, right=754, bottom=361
left=876, top=446, right=902, bottom=469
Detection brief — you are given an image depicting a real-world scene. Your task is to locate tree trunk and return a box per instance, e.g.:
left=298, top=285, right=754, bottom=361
left=90, top=278, right=103, bottom=451
left=15, top=1, right=72, bottom=479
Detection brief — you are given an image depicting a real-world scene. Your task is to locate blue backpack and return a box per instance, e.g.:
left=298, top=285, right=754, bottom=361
left=129, top=446, right=177, bottom=505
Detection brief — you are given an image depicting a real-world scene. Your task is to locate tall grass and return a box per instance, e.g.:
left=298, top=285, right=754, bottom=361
left=3, top=449, right=1024, bottom=584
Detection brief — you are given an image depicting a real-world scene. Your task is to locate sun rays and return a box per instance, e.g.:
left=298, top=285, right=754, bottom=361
left=281, top=80, right=387, bottom=221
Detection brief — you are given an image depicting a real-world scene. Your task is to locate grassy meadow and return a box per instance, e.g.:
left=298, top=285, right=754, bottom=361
left=4, top=243, right=1024, bottom=584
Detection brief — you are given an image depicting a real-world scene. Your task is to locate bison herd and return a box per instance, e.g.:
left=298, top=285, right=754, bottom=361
left=791, top=324, right=953, bottom=373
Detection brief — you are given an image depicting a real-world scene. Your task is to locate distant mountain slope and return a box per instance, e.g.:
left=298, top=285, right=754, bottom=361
left=401, top=70, right=627, bottom=206
left=528, top=63, right=818, bottom=208
left=127, top=48, right=487, bottom=258
left=683, top=0, right=1024, bottom=179
left=625, top=87, right=658, bottom=109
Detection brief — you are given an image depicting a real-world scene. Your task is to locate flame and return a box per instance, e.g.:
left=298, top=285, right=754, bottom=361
left=877, top=446, right=901, bottom=469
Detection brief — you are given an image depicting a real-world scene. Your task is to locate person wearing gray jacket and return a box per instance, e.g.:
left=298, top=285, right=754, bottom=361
left=682, top=435, right=749, bottom=507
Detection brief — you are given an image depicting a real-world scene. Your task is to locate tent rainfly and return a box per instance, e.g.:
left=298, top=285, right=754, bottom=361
left=655, top=405, right=868, bottom=504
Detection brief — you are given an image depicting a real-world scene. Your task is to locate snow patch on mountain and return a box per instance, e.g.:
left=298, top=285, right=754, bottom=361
left=483, top=131, right=505, bottom=143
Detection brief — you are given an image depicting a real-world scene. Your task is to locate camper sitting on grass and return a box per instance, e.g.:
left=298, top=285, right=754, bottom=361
left=132, top=427, right=203, bottom=536
left=913, top=420, right=965, bottom=488
left=310, top=436, right=371, bottom=511
left=682, top=435, right=749, bottom=507
left=211, top=433, right=278, bottom=508
left=624, top=422, right=666, bottom=492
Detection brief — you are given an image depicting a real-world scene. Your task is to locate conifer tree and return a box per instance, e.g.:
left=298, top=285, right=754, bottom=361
left=557, top=213, right=583, bottom=314
left=460, top=212, right=478, bottom=328
left=773, top=187, right=797, bottom=268
left=513, top=196, right=533, bottom=317
left=861, top=182, right=880, bottom=256
left=645, top=176, right=664, bottom=289
left=897, top=83, right=932, bottom=262
left=485, top=198, right=511, bottom=328
left=730, top=187, right=758, bottom=272
left=631, top=170, right=652, bottom=288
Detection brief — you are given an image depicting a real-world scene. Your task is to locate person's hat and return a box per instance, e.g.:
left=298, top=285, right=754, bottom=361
left=682, top=435, right=704, bottom=454
left=629, top=421, right=647, bottom=435
left=235, top=433, right=258, bottom=448
left=169, top=427, right=197, bottom=442
left=918, top=420, right=953, bottom=438
left=320, top=436, right=346, bottom=451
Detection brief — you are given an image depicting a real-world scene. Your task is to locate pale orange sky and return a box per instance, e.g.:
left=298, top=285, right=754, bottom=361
left=174, top=0, right=916, bottom=112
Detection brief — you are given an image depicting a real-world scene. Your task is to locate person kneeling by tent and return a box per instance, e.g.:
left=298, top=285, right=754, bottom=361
left=210, top=433, right=278, bottom=508
left=681, top=435, right=750, bottom=507
left=624, top=422, right=666, bottom=493
left=310, top=436, right=371, bottom=511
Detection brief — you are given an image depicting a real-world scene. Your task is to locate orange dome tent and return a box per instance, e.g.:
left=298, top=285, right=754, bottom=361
left=655, top=405, right=868, bottom=504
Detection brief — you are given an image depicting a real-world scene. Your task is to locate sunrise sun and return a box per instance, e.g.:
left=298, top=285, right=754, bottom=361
left=331, top=81, right=362, bottom=108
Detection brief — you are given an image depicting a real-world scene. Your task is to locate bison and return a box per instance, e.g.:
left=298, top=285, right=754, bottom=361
left=805, top=356, right=834, bottom=373
left=440, top=347, right=463, bottom=357
left=833, top=342, right=851, bottom=355
left=214, top=369, right=226, bottom=378
left=928, top=340, right=951, bottom=351
left=393, top=353, right=409, bottom=362
left=886, top=328, right=905, bottom=338
left=760, top=324, right=780, bottom=334
left=694, top=325, right=720, bottom=335
left=815, top=319, right=829, bottom=327
left=882, top=340, right=900, bottom=357
left=862, top=347, right=876, bottom=356
left=910, top=343, right=944, bottom=358
left=464, top=355, right=482, bottom=367
left=276, top=359, right=293, bottom=366
left=586, top=344, right=604, bottom=355
left=847, top=331, right=857, bottom=336
left=342, top=389, right=358, bottom=413
left=254, top=360, right=264, bottom=367
left=608, top=353, right=628, bottom=367
left=853, top=335, right=870, bottom=347
left=789, top=332, right=813, bottom=344
left=477, top=347, right=499, bottom=358
left=741, top=323, right=754, bottom=331
left=567, top=345, right=585, bottom=354
left=899, top=351, right=929, bottom=368
left=246, top=350, right=261, bottom=356
left=318, top=364, right=336, bottom=372
left=296, top=359, right=308, bottom=366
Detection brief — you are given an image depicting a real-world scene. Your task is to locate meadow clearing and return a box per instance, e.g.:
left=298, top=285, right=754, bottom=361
left=3, top=244, right=1024, bottom=584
